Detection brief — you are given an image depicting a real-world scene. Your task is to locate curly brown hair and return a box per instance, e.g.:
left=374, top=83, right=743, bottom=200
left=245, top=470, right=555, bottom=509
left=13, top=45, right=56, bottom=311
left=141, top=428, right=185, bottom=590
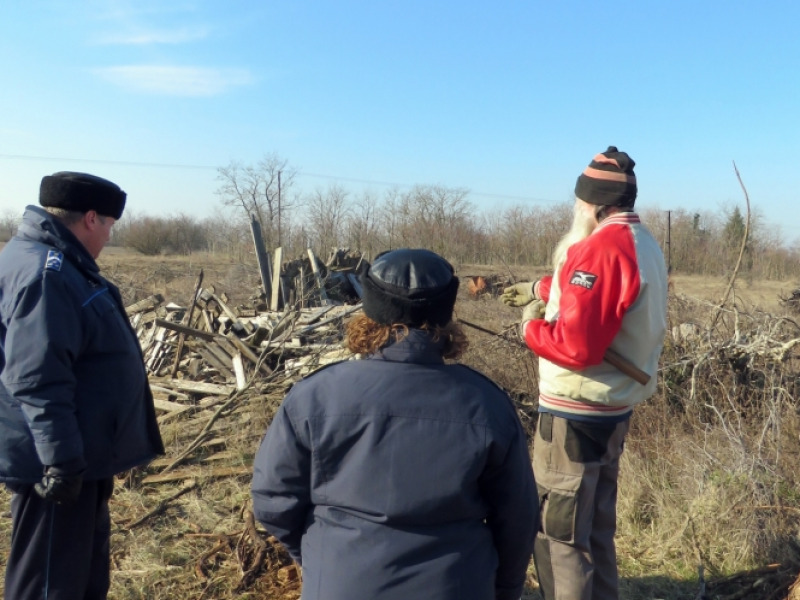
left=345, top=313, right=469, bottom=360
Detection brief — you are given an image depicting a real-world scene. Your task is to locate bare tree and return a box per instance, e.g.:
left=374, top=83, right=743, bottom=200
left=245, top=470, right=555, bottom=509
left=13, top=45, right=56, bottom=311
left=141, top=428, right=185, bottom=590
left=123, top=216, right=170, bottom=256
left=0, top=209, right=21, bottom=242
left=345, top=190, right=381, bottom=258
left=203, top=208, right=252, bottom=260
left=167, top=213, right=209, bottom=255
left=216, top=153, right=297, bottom=249
left=377, top=188, right=404, bottom=251
left=306, top=184, right=351, bottom=254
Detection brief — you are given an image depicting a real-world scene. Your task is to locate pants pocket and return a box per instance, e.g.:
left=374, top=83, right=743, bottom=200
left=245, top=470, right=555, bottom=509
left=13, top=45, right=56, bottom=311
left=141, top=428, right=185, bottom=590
left=539, top=486, right=577, bottom=543
left=564, top=420, right=616, bottom=463
left=537, top=412, right=553, bottom=443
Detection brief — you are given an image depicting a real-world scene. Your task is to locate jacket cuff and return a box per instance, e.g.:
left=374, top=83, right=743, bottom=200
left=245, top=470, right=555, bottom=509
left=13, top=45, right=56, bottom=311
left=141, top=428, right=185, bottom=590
left=34, top=434, right=85, bottom=471
left=47, top=456, right=87, bottom=476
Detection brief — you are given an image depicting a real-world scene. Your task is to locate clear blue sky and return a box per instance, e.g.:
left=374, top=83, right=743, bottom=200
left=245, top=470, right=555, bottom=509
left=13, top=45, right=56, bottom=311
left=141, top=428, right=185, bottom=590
left=2, top=1, right=798, bottom=240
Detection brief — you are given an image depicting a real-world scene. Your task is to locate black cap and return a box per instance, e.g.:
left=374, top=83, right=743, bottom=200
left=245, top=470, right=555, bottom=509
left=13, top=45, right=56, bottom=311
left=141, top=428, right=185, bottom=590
left=360, top=248, right=459, bottom=327
left=39, top=172, right=127, bottom=219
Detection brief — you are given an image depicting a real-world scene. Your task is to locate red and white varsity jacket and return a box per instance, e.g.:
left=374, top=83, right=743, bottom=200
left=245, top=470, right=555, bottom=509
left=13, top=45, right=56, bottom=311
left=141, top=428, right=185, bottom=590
left=523, top=212, right=668, bottom=420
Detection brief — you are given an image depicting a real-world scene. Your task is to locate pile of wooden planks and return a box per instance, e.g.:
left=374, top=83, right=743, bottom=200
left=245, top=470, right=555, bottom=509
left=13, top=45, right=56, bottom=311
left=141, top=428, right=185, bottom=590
left=122, top=249, right=367, bottom=486
left=128, top=260, right=364, bottom=389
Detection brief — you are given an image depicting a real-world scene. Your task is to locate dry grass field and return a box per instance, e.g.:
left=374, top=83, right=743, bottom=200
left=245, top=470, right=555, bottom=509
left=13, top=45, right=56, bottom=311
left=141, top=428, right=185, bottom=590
left=2, top=248, right=800, bottom=599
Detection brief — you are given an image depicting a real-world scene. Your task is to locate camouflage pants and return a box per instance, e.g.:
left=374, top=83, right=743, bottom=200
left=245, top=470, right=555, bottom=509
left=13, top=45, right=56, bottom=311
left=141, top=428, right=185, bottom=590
left=532, top=412, right=630, bottom=600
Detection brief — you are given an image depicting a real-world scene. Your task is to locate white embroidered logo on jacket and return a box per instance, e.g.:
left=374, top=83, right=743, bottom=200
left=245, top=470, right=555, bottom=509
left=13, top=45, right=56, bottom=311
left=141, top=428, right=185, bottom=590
left=569, top=270, right=597, bottom=289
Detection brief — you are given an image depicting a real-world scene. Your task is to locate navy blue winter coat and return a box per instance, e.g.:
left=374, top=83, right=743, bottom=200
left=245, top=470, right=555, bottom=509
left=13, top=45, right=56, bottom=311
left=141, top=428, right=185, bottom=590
left=0, top=206, right=164, bottom=482
left=251, top=329, right=538, bottom=600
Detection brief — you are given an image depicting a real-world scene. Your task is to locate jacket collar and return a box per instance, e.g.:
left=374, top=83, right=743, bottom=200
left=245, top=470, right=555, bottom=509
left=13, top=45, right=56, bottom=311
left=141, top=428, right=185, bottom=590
left=17, top=205, right=101, bottom=276
left=369, top=328, right=446, bottom=365
left=595, top=211, right=640, bottom=232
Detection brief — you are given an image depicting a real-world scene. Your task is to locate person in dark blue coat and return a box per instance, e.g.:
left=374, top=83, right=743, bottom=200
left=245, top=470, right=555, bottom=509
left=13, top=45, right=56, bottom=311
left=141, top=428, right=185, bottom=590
left=0, top=172, right=164, bottom=600
left=251, top=248, right=538, bottom=600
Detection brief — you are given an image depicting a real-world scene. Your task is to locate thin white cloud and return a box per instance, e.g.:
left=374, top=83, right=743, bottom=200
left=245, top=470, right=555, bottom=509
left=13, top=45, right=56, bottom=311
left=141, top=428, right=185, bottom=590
left=94, top=27, right=210, bottom=45
left=91, top=0, right=201, bottom=23
left=93, top=65, right=254, bottom=96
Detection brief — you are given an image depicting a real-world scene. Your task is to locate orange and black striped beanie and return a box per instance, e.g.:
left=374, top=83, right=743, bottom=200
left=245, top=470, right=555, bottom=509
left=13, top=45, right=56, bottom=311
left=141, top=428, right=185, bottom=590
left=574, top=146, right=637, bottom=207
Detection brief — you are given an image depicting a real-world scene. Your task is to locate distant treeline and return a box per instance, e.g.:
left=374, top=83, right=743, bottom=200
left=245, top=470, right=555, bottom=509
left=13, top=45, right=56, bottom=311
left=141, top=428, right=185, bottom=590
left=1, top=180, right=795, bottom=281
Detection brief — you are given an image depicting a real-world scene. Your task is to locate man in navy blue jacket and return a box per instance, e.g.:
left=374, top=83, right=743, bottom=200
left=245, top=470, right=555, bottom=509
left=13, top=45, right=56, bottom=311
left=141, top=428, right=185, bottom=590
left=0, top=172, right=164, bottom=600
left=252, top=248, right=538, bottom=600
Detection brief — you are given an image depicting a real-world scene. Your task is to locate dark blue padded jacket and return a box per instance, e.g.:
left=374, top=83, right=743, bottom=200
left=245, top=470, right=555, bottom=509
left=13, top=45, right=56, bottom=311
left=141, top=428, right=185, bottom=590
left=251, top=329, right=538, bottom=600
left=0, top=205, right=164, bottom=482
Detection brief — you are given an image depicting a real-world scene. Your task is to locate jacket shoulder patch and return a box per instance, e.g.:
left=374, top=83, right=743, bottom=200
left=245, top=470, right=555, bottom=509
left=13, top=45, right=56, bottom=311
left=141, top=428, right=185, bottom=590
left=569, top=270, right=597, bottom=289
left=45, top=249, right=64, bottom=272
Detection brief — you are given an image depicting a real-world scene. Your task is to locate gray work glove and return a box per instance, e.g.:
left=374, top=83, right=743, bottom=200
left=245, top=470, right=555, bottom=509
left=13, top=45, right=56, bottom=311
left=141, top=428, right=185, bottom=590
left=34, top=464, right=84, bottom=505
left=522, top=299, right=547, bottom=322
left=500, top=282, right=536, bottom=307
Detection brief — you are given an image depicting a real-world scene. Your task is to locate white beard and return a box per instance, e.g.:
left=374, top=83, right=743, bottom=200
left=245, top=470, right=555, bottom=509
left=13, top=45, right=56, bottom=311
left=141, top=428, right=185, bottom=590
left=544, top=202, right=598, bottom=322
left=552, top=202, right=597, bottom=276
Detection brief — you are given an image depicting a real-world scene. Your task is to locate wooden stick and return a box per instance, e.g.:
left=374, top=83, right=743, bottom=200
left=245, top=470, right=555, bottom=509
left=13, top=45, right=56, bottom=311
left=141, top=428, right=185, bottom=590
left=604, top=347, right=650, bottom=386
left=459, top=318, right=651, bottom=386
left=126, top=480, right=197, bottom=528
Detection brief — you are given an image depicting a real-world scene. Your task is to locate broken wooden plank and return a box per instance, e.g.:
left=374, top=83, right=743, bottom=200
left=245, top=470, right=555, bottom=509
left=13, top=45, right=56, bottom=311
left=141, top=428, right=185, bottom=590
left=152, top=398, right=191, bottom=413
left=250, top=214, right=273, bottom=300
left=150, top=385, right=191, bottom=401
left=271, top=247, right=283, bottom=311
left=225, top=333, right=273, bottom=375
left=232, top=353, right=247, bottom=390
left=298, top=305, right=334, bottom=325
left=201, top=309, right=215, bottom=333
left=270, top=309, right=299, bottom=340
left=214, top=336, right=243, bottom=361
left=154, top=318, right=216, bottom=342
left=198, top=450, right=240, bottom=463
left=207, top=291, right=254, bottom=335
left=149, top=379, right=235, bottom=396
left=286, top=347, right=352, bottom=375
left=126, top=293, right=164, bottom=315
left=154, top=394, right=223, bottom=425
left=171, top=269, right=204, bottom=378
left=142, top=465, right=250, bottom=485
left=149, top=437, right=228, bottom=468
left=145, top=323, right=175, bottom=374
left=296, top=303, right=362, bottom=335
left=193, top=344, right=236, bottom=380
left=307, top=248, right=330, bottom=305
left=150, top=449, right=240, bottom=469
left=156, top=405, right=197, bottom=425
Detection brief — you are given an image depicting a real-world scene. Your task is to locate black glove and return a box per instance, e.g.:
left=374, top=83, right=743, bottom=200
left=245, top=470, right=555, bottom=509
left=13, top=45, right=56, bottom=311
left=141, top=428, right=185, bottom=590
left=34, top=465, right=84, bottom=505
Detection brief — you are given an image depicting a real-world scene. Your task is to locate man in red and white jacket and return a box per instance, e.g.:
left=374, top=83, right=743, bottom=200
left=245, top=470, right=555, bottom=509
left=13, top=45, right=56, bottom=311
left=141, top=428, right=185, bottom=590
left=502, top=146, right=668, bottom=600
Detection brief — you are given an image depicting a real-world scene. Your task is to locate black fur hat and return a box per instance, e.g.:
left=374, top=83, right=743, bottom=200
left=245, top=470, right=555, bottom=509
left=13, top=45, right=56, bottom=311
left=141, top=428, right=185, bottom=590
left=39, top=172, right=127, bottom=219
left=360, top=248, right=459, bottom=328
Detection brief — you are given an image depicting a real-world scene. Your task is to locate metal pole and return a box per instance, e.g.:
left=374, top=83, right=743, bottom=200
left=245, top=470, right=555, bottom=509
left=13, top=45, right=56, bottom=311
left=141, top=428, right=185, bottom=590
left=666, top=210, right=672, bottom=274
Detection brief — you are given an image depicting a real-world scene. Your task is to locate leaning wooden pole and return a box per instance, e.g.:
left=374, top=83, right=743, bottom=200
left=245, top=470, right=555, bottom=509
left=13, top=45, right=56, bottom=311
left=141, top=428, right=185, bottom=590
left=249, top=214, right=272, bottom=300
left=170, top=269, right=204, bottom=378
